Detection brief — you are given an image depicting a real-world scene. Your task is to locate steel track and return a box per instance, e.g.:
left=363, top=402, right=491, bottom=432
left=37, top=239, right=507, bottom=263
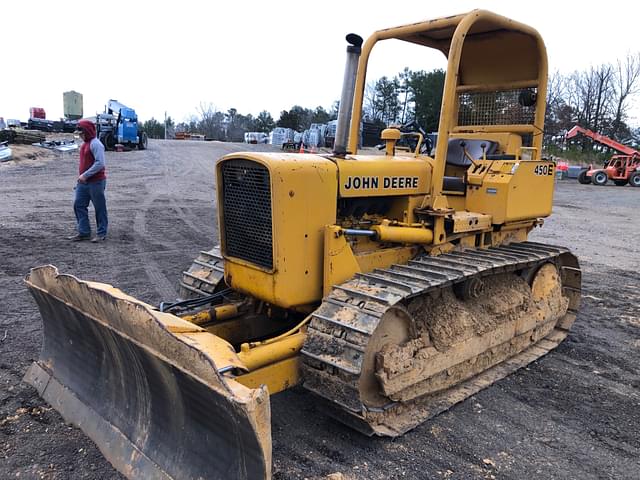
left=178, top=246, right=226, bottom=299
left=300, top=242, right=581, bottom=436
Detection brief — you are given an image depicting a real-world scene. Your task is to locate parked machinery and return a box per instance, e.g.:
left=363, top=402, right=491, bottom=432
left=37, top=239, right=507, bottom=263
left=26, top=107, right=77, bottom=133
left=25, top=11, right=581, bottom=480
left=584, top=155, right=640, bottom=187
left=96, top=99, right=148, bottom=151
left=566, top=125, right=640, bottom=186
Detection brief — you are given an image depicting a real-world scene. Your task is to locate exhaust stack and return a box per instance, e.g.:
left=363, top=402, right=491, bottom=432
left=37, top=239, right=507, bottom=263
left=333, top=33, right=363, bottom=156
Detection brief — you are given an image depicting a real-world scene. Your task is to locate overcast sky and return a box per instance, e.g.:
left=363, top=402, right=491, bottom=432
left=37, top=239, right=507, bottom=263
left=3, top=0, right=639, bottom=126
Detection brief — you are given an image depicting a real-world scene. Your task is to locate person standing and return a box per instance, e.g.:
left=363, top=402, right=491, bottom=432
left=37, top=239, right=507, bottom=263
left=69, top=119, right=108, bottom=242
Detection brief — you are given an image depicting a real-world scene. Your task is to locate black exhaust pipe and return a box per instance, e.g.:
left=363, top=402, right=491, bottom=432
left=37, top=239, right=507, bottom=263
left=333, top=33, right=363, bottom=156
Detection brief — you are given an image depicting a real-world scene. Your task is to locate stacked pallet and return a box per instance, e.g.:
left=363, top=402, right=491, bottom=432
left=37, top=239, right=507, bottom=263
left=0, top=129, right=46, bottom=145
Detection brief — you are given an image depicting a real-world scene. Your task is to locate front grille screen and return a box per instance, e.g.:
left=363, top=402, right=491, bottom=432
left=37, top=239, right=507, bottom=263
left=457, top=89, right=536, bottom=126
left=221, top=159, right=273, bottom=269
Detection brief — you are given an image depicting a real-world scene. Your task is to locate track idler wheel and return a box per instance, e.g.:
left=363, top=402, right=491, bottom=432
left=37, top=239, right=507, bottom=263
left=453, top=277, right=484, bottom=300
left=529, top=262, right=568, bottom=320
left=360, top=307, right=416, bottom=408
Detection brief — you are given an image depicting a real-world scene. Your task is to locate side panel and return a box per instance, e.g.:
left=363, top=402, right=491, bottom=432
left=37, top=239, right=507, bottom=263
left=218, top=153, right=337, bottom=308
left=506, top=161, right=555, bottom=220
left=466, top=160, right=555, bottom=224
left=336, top=156, right=431, bottom=197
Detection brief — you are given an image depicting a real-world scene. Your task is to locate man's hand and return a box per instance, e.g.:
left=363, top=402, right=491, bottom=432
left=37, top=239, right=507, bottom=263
left=77, top=175, right=87, bottom=184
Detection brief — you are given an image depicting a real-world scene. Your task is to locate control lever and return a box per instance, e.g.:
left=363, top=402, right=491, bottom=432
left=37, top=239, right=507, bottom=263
left=460, top=141, right=481, bottom=167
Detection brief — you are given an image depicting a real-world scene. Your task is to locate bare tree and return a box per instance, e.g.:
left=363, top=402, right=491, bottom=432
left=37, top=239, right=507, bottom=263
left=544, top=55, right=640, bottom=154
left=398, top=67, right=412, bottom=124
left=546, top=71, right=565, bottom=112
left=197, top=102, right=225, bottom=140
left=611, top=53, right=640, bottom=139
left=591, top=64, right=614, bottom=133
left=574, top=69, right=597, bottom=128
left=363, top=81, right=381, bottom=121
left=227, top=108, right=237, bottom=127
left=562, top=65, right=613, bottom=134
left=545, top=70, right=568, bottom=136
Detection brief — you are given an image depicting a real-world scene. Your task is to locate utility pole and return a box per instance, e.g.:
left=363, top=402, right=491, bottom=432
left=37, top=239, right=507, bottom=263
left=164, top=111, right=167, bottom=140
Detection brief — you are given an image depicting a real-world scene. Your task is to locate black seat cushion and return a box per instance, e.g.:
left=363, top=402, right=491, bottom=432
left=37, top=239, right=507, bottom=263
left=442, top=176, right=466, bottom=192
left=446, top=139, right=498, bottom=167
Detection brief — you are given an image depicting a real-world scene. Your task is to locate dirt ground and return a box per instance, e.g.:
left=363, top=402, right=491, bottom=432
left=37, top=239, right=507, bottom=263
left=1, top=140, right=638, bottom=479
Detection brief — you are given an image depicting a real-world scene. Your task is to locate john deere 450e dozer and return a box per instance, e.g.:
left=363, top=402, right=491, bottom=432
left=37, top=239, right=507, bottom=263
left=25, top=10, right=581, bottom=479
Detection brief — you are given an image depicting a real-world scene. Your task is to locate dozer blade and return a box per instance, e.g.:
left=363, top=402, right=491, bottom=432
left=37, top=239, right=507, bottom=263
left=24, top=265, right=271, bottom=480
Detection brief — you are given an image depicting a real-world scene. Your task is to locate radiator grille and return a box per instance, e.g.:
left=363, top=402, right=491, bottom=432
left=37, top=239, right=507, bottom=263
left=221, top=159, right=273, bottom=269
left=457, top=89, right=536, bottom=126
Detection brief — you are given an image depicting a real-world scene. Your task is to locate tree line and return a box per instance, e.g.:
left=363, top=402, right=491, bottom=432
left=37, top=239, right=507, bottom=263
left=142, top=57, right=640, bottom=155
left=142, top=105, right=336, bottom=141
left=546, top=53, right=640, bottom=146
left=141, top=67, right=445, bottom=141
left=363, top=68, right=445, bottom=133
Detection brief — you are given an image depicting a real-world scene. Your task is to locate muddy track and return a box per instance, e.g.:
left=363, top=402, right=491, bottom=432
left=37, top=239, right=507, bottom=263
left=0, top=141, right=638, bottom=480
left=301, top=243, right=580, bottom=436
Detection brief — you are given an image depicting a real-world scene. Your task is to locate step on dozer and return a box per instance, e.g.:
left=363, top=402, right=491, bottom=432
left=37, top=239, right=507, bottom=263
left=25, top=10, right=581, bottom=479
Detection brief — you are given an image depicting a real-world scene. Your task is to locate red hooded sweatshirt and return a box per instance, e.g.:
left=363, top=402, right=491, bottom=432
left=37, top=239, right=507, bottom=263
left=78, top=119, right=106, bottom=182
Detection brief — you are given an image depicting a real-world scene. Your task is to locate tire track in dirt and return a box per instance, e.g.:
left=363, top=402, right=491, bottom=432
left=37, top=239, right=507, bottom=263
left=131, top=147, right=181, bottom=300
left=156, top=142, right=250, bottom=257
left=164, top=148, right=212, bottom=238
left=163, top=142, right=280, bottom=242
left=128, top=142, right=241, bottom=300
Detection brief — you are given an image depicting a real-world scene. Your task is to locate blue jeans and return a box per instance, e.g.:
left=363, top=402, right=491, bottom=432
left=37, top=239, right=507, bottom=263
left=74, top=180, right=108, bottom=237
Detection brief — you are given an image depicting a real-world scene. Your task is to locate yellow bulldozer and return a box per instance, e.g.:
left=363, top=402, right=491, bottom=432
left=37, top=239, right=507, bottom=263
left=24, top=10, right=581, bottom=480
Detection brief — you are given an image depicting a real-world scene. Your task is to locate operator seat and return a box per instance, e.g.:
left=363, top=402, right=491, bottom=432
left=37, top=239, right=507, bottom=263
left=446, top=139, right=498, bottom=167
left=443, top=139, right=498, bottom=192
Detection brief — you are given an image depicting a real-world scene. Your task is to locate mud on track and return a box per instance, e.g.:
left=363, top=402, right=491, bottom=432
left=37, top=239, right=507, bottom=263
left=1, top=141, right=638, bottom=479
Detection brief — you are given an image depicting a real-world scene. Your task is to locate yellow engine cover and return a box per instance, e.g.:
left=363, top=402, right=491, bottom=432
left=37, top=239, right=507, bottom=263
left=217, top=153, right=337, bottom=308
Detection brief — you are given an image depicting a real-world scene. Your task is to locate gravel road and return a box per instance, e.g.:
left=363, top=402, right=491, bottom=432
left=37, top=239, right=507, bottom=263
left=1, top=140, right=638, bottom=479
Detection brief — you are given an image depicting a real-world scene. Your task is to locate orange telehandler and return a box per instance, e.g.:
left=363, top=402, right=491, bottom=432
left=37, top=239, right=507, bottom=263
left=566, top=125, right=640, bottom=186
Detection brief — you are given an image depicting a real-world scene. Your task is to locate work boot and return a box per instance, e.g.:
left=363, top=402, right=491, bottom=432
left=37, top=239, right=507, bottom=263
left=91, top=235, right=107, bottom=243
left=68, top=234, right=90, bottom=242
